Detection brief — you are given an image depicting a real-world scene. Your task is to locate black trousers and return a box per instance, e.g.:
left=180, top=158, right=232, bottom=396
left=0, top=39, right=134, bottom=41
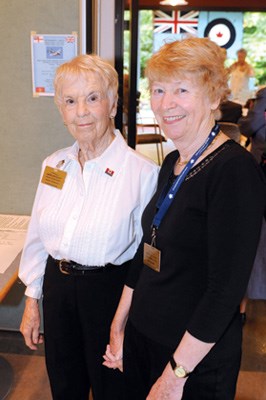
left=43, top=256, right=127, bottom=400
left=123, top=320, right=242, bottom=400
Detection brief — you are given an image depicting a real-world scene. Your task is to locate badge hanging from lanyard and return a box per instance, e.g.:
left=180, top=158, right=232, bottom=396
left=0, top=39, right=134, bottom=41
left=144, top=228, right=161, bottom=272
left=143, top=124, right=220, bottom=272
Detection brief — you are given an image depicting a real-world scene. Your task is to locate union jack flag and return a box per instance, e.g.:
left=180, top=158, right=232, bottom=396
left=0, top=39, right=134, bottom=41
left=154, top=10, right=199, bottom=35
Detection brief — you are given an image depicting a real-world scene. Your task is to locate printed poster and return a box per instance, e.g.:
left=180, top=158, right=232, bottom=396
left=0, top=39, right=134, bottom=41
left=31, top=32, right=78, bottom=97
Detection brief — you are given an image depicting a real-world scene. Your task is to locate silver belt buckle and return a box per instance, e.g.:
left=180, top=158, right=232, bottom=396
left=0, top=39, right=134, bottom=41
left=59, top=259, right=70, bottom=275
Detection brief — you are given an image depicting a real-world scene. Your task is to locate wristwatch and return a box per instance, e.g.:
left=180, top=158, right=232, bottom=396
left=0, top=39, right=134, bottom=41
left=169, top=355, right=191, bottom=378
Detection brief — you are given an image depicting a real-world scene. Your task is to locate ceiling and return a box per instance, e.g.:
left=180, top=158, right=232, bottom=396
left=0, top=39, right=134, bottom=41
left=124, top=0, right=266, bottom=11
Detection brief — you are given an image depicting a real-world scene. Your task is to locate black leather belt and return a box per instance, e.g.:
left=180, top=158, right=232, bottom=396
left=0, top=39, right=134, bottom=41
left=54, top=258, right=120, bottom=275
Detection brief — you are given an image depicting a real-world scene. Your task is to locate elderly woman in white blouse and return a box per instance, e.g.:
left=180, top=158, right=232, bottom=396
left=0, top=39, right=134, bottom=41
left=19, top=54, right=158, bottom=400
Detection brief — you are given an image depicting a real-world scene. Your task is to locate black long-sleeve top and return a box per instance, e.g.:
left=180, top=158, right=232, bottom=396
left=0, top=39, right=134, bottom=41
left=127, top=140, right=266, bottom=352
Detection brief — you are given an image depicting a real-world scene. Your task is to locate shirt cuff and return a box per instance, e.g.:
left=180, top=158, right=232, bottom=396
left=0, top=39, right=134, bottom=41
left=24, top=278, right=43, bottom=299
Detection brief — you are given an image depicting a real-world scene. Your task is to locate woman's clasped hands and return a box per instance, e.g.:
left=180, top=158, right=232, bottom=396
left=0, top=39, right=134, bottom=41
left=103, top=330, right=123, bottom=372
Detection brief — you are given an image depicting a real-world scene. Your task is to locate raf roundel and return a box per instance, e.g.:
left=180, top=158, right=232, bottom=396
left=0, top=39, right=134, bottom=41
left=204, top=18, right=236, bottom=49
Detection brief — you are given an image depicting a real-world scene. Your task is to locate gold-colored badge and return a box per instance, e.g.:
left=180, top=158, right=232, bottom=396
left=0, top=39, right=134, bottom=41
left=41, top=166, right=67, bottom=189
left=143, top=243, right=161, bottom=272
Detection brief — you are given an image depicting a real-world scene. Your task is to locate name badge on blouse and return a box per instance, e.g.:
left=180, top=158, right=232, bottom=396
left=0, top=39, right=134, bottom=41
left=41, top=166, right=67, bottom=189
left=143, top=243, right=161, bottom=272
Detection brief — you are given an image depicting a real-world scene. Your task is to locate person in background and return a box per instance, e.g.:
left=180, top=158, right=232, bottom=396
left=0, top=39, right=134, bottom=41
left=19, top=54, right=159, bottom=400
left=238, top=86, right=266, bottom=319
left=103, top=37, right=266, bottom=400
left=238, top=86, right=266, bottom=164
left=218, top=99, right=242, bottom=124
left=228, top=48, right=254, bottom=105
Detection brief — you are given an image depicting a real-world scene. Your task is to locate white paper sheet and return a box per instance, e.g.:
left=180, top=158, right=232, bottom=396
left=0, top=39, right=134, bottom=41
left=0, top=214, right=30, bottom=274
left=0, top=214, right=30, bottom=231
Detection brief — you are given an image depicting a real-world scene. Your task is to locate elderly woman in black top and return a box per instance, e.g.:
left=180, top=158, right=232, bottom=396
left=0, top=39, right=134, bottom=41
left=103, top=37, right=266, bottom=400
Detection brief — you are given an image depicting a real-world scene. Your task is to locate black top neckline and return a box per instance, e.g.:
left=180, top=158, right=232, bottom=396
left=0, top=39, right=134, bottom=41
left=169, top=139, right=234, bottom=183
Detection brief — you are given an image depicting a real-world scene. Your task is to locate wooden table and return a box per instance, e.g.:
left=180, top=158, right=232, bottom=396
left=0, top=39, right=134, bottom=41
left=0, top=252, right=20, bottom=302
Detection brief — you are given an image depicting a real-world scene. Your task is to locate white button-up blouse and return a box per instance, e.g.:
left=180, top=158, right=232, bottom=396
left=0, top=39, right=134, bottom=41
left=19, top=130, right=159, bottom=299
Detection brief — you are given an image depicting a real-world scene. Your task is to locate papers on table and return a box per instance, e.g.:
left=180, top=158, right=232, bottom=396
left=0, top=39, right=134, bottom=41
left=0, top=214, right=30, bottom=274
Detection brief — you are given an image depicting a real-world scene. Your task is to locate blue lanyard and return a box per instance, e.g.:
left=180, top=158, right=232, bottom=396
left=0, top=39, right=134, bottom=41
left=152, top=124, right=220, bottom=229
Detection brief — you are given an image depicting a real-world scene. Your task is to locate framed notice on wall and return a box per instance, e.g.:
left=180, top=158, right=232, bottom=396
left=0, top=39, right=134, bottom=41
left=30, top=32, right=78, bottom=97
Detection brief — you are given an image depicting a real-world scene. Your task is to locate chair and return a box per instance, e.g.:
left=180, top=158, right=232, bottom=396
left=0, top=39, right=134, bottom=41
left=218, top=122, right=241, bottom=143
left=136, top=118, right=167, bottom=165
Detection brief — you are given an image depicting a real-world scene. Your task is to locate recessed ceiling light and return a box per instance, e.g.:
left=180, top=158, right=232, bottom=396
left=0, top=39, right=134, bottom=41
left=160, top=0, right=188, bottom=6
